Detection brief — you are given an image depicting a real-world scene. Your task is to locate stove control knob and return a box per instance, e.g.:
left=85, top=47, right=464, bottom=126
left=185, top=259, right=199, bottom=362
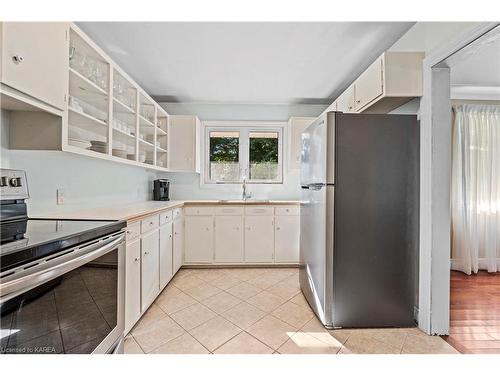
left=9, top=177, right=22, bottom=187
left=0, top=176, right=7, bottom=187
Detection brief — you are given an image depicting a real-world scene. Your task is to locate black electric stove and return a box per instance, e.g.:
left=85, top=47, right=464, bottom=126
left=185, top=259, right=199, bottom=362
left=0, top=169, right=125, bottom=273
left=1, top=218, right=125, bottom=273
left=0, top=169, right=126, bottom=354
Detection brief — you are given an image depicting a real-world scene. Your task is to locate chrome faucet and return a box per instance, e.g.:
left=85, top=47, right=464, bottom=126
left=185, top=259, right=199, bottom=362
left=242, top=177, right=252, bottom=201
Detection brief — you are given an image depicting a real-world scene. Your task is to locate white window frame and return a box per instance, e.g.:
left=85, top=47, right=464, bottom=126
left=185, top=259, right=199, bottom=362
left=202, top=121, right=284, bottom=185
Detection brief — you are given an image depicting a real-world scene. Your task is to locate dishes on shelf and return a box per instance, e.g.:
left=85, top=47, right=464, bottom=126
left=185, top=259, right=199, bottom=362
left=112, top=149, right=127, bottom=158
left=89, top=140, right=107, bottom=153
left=69, top=96, right=107, bottom=122
left=68, top=138, right=91, bottom=149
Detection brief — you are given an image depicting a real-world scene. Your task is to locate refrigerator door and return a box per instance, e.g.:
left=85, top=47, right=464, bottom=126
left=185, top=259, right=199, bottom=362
left=332, top=113, right=419, bottom=328
left=299, top=184, right=334, bottom=327
left=300, top=114, right=327, bottom=186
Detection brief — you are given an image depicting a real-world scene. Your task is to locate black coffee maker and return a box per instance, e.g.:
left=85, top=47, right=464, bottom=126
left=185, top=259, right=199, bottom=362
left=153, top=179, right=170, bottom=201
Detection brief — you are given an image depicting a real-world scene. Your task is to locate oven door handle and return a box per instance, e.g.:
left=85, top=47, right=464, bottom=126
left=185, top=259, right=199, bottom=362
left=0, top=234, right=125, bottom=302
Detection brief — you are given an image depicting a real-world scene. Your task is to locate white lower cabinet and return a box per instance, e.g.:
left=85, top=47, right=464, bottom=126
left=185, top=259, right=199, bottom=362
left=184, top=215, right=214, bottom=263
left=244, top=216, right=275, bottom=263
left=172, top=216, right=184, bottom=273
left=159, top=222, right=173, bottom=289
left=140, top=228, right=160, bottom=311
left=274, top=215, right=300, bottom=263
left=214, top=216, right=244, bottom=263
left=125, top=238, right=141, bottom=333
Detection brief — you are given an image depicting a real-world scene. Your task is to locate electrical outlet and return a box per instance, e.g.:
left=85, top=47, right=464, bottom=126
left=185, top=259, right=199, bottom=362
left=57, top=189, right=65, bottom=205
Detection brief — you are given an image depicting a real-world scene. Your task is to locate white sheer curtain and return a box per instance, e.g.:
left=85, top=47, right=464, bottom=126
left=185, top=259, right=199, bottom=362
left=451, top=104, right=500, bottom=274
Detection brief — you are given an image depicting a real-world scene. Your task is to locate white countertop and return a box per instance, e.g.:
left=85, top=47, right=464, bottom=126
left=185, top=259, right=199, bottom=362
left=36, top=200, right=300, bottom=222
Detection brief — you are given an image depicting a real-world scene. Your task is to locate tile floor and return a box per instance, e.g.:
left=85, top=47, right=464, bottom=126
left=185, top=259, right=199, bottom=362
left=125, top=267, right=459, bottom=354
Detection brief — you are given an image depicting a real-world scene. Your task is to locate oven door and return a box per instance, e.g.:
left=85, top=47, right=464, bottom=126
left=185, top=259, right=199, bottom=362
left=0, top=232, right=125, bottom=354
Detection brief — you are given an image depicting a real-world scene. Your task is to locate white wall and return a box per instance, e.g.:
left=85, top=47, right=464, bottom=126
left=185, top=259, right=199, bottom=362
left=157, top=102, right=325, bottom=200
left=1, top=109, right=160, bottom=216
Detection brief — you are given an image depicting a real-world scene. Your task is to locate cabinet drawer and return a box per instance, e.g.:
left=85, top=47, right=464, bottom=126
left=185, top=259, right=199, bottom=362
left=215, top=206, right=244, bottom=216
left=244, top=206, right=274, bottom=216
left=184, top=206, right=215, bottom=216
left=141, top=214, right=159, bottom=233
left=172, top=208, right=182, bottom=220
left=125, top=221, right=141, bottom=241
left=159, top=210, right=173, bottom=225
left=275, top=206, right=300, bottom=216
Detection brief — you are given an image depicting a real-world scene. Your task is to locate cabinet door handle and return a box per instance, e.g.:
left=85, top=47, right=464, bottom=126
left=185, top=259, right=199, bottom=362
left=12, top=55, right=24, bottom=64
left=356, top=100, right=361, bottom=103
left=169, top=234, right=172, bottom=239
left=144, top=251, right=149, bottom=255
left=276, top=227, right=281, bottom=230
left=126, top=230, right=131, bottom=235
left=205, top=227, right=210, bottom=231
left=134, top=257, right=140, bottom=262
left=149, top=222, right=154, bottom=226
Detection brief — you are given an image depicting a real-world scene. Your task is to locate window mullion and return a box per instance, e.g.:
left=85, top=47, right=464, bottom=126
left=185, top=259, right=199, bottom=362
left=240, top=128, right=249, bottom=180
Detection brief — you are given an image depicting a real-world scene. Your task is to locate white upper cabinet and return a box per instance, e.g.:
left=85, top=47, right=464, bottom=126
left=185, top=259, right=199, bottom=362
left=287, top=117, right=315, bottom=170
left=336, top=84, right=356, bottom=113
left=354, top=57, right=383, bottom=111
left=5, top=23, right=171, bottom=172
left=168, top=115, right=201, bottom=173
left=1, top=22, right=68, bottom=110
left=335, top=52, right=424, bottom=114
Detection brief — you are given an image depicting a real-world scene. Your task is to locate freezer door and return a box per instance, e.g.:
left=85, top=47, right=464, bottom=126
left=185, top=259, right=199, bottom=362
left=300, top=115, right=327, bottom=186
left=299, top=184, right=333, bottom=327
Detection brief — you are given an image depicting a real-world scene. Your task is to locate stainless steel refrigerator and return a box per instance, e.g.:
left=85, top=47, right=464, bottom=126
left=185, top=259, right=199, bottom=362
left=299, top=111, right=419, bottom=329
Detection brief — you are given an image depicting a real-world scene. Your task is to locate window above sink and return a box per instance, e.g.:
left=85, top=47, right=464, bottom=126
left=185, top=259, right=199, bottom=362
left=204, top=121, right=284, bottom=185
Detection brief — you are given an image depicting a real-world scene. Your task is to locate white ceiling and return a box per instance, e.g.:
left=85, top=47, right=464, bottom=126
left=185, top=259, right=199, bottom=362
left=78, top=22, right=413, bottom=104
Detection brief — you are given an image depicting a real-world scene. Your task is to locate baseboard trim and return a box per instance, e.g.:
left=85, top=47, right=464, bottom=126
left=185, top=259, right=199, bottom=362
left=451, top=258, right=500, bottom=271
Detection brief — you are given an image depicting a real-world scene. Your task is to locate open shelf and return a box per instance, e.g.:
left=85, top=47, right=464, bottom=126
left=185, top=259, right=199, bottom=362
left=68, top=107, right=107, bottom=130
left=139, top=114, right=155, bottom=128
left=113, top=127, right=136, bottom=143
left=69, top=68, right=107, bottom=97
left=113, top=97, right=135, bottom=114
left=60, top=24, right=173, bottom=173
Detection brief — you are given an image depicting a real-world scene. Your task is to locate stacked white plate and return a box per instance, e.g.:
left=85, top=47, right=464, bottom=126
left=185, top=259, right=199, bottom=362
left=89, top=140, right=107, bottom=153
left=112, top=149, right=127, bottom=158
left=68, top=138, right=91, bottom=149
